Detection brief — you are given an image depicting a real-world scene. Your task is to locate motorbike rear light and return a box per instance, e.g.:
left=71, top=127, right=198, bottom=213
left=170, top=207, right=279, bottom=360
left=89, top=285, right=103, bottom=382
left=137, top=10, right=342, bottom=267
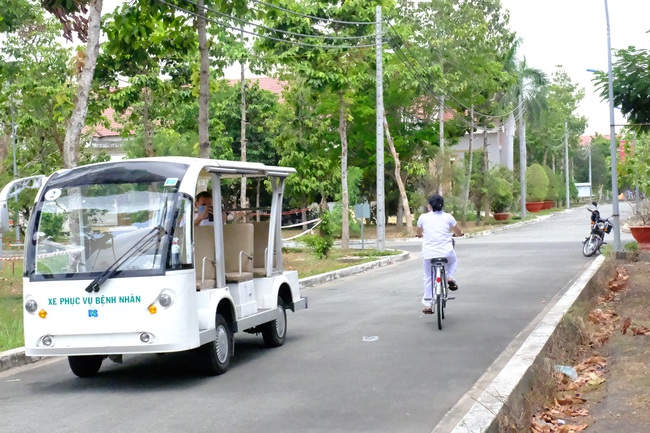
left=436, top=277, right=442, bottom=283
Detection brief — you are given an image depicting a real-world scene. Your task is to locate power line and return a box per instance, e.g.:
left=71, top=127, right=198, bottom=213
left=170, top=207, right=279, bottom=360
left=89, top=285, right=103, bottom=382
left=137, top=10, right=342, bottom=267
left=180, top=0, right=379, bottom=41
left=387, top=24, right=520, bottom=122
left=157, top=0, right=382, bottom=49
left=387, top=37, right=473, bottom=129
left=250, top=0, right=376, bottom=26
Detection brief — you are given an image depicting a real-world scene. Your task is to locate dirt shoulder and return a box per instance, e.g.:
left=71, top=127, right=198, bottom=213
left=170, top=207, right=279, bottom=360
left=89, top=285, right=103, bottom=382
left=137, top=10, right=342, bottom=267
left=529, top=259, right=650, bottom=433
left=583, top=260, right=650, bottom=431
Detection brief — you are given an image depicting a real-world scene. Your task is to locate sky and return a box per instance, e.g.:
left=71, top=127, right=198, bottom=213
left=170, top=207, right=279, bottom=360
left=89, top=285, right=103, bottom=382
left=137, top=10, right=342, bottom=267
left=500, top=0, right=650, bottom=136
left=99, top=0, right=650, bottom=136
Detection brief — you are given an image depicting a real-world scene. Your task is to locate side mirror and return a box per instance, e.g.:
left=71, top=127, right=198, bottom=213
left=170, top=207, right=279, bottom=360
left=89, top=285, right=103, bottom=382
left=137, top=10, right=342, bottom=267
left=592, top=201, right=598, bottom=207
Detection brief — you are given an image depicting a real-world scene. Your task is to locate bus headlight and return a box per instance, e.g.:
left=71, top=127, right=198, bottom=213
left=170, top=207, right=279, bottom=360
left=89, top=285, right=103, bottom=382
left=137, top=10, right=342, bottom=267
left=140, top=332, right=152, bottom=343
left=25, top=299, right=38, bottom=314
left=42, top=335, right=53, bottom=347
left=159, top=293, right=172, bottom=308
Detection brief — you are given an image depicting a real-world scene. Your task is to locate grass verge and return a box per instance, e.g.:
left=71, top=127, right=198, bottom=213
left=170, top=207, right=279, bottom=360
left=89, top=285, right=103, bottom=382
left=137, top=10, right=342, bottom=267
left=0, top=261, right=24, bottom=351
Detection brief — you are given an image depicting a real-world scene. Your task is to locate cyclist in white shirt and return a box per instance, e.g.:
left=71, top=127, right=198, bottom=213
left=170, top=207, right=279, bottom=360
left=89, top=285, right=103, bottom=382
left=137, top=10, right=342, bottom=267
left=416, top=194, right=463, bottom=314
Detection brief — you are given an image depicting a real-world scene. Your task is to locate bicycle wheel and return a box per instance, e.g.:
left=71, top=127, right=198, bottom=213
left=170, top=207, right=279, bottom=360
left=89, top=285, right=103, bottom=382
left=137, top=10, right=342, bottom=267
left=436, top=268, right=444, bottom=330
left=582, top=234, right=601, bottom=257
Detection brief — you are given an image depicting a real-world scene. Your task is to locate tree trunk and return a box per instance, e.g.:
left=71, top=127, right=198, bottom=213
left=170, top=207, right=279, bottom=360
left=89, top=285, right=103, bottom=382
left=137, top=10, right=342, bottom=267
left=197, top=0, right=210, bottom=159
left=62, top=0, right=102, bottom=169
left=482, top=124, right=490, bottom=219
left=240, top=57, right=247, bottom=207
left=143, top=87, right=154, bottom=157
left=339, top=91, right=349, bottom=249
left=384, top=113, right=413, bottom=236
left=461, top=105, right=474, bottom=226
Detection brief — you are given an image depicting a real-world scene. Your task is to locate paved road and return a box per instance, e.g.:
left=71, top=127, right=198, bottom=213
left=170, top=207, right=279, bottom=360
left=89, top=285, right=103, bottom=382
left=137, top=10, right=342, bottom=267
left=0, top=204, right=634, bottom=433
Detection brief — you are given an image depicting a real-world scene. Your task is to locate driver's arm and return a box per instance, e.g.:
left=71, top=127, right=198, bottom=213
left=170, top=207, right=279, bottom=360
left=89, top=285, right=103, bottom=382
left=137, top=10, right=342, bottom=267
left=451, top=224, right=464, bottom=237
left=416, top=226, right=423, bottom=238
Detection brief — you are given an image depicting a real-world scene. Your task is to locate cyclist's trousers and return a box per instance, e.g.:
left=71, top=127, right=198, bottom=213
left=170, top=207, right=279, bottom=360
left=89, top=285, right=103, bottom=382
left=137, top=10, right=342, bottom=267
left=421, top=250, right=457, bottom=306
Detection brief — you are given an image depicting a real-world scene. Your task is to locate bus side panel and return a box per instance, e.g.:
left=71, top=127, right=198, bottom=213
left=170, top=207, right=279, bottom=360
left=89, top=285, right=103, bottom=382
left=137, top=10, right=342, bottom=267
left=253, top=271, right=301, bottom=310
left=23, top=271, right=201, bottom=356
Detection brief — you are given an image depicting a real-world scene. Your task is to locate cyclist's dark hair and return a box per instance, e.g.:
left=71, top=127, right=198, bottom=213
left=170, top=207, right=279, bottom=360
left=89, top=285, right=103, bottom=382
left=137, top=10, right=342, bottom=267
left=428, top=194, right=444, bottom=211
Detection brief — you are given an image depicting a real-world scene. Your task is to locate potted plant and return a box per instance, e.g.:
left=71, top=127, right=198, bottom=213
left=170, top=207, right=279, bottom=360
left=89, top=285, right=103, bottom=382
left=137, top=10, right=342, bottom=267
left=628, top=199, right=650, bottom=250
left=525, top=163, right=549, bottom=212
left=543, top=166, right=560, bottom=209
left=487, top=166, right=514, bottom=220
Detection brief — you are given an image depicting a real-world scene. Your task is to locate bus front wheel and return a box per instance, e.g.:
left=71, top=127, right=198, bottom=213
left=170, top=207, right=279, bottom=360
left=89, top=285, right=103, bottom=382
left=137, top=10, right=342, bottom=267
left=201, top=313, right=232, bottom=375
left=68, top=355, right=103, bottom=378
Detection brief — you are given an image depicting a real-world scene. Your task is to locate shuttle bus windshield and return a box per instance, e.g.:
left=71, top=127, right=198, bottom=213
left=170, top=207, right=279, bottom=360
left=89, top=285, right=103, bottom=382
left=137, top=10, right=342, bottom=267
left=26, top=161, right=188, bottom=281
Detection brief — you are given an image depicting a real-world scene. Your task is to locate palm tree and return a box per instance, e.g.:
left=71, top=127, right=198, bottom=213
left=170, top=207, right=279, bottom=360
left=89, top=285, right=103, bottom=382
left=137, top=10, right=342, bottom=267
left=500, top=42, right=548, bottom=218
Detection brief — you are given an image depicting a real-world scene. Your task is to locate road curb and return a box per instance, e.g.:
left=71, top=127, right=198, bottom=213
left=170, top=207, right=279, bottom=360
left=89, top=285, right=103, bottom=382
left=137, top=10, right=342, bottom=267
left=448, top=255, right=606, bottom=433
left=299, top=249, right=410, bottom=289
left=0, top=249, right=410, bottom=373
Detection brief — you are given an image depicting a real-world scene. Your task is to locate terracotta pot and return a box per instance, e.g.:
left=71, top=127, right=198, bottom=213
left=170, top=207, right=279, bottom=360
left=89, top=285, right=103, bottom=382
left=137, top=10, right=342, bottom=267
left=629, top=226, right=650, bottom=250
left=493, top=212, right=510, bottom=221
left=525, top=201, right=544, bottom=213
left=542, top=200, right=554, bottom=210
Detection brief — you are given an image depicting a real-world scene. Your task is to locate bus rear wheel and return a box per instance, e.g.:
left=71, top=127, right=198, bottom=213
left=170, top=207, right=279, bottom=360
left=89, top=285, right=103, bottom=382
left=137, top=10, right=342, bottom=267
left=200, top=313, right=232, bottom=375
left=261, top=297, right=287, bottom=348
left=68, top=355, right=103, bottom=378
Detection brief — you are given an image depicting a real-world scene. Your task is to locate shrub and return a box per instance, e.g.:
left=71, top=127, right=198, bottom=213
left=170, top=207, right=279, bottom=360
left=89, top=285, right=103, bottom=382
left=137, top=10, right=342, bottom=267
left=543, top=166, right=562, bottom=202
left=487, top=166, right=515, bottom=213
left=526, top=163, right=549, bottom=202
left=302, top=210, right=335, bottom=258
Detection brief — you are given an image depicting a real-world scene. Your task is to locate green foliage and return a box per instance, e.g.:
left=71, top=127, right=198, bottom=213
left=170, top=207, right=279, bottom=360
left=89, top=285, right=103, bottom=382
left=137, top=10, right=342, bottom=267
left=543, top=166, right=562, bottom=201
left=486, top=166, right=515, bottom=213
left=592, top=46, right=650, bottom=134
left=302, top=209, right=335, bottom=259
left=570, top=180, right=578, bottom=203
left=526, top=163, right=549, bottom=202
left=619, top=133, right=650, bottom=194
left=328, top=204, right=361, bottom=239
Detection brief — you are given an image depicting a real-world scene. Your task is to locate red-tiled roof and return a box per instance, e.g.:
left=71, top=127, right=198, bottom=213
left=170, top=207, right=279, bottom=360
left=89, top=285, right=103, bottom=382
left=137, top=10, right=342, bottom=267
left=227, top=77, right=287, bottom=96
left=92, top=107, right=125, bottom=138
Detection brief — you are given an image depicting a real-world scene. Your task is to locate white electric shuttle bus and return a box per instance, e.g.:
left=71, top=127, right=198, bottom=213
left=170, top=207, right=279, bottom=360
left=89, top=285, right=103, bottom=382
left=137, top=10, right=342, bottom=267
left=0, top=157, right=307, bottom=377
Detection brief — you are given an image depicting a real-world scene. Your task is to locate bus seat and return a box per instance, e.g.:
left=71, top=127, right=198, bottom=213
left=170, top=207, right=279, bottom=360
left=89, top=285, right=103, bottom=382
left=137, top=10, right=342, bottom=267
left=253, top=221, right=270, bottom=278
left=194, top=226, right=216, bottom=290
left=223, top=223, right=254, bottom=283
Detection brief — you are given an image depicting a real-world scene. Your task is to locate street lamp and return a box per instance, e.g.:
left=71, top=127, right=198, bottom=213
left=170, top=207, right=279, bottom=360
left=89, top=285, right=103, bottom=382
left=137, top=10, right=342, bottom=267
left=604, top=0, right=622, bottom=252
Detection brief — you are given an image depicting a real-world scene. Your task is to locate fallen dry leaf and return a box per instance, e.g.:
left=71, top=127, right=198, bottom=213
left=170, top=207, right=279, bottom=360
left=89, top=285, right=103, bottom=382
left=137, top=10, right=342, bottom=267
left=631, top=326, right=650, bottom=336
left=622, top=316, right=632, bottom=335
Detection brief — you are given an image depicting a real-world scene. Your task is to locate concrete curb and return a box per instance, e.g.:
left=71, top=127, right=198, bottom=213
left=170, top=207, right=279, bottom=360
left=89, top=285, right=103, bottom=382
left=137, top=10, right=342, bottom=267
left=449, top=255, right=606, bottom=433
left=299, top=250, right=410, bottom=289
left=0, top=347, right=42, bottom=372
left=0, top=250, right=410, bottom=373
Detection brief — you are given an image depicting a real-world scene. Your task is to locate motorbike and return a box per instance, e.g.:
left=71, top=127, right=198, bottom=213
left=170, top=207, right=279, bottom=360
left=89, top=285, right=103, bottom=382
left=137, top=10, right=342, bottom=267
left=582, top=202, right=613, bottom=257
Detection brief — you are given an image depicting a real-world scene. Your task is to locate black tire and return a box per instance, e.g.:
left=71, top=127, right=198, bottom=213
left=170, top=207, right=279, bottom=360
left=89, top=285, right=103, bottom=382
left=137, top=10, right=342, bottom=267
left=436, top=289, right=443, bottom=330
left=261, top=297, right=287, bottom=348
left=200, top=313, right=232, bottom=376
left=582, top=234, right=601, bottom=257
left=68, top=355, right=103, bottom=378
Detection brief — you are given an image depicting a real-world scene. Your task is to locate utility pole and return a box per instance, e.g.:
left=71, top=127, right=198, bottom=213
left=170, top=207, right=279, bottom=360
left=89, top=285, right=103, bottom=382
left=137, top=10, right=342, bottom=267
left=587, top=141, right=593, bottom=202
left=240, top=25, right=247, bottom=211
left=604, top=0, right=622, bottom=252
left=518, top=94, right=527, bottom=220
left=9, top=85, right=20, bottom=242
left=565, top=122, right=570, bottom=209
left=375, top=6, right=385, bottom=252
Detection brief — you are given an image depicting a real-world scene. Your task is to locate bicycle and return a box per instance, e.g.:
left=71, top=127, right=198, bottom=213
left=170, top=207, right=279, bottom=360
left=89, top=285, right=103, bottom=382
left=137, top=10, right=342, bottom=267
left=428, top=257, right=455, bottom=330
